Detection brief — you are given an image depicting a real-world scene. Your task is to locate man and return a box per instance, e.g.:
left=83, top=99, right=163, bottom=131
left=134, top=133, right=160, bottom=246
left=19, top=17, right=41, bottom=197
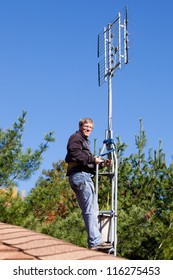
left=65, top=117, right=111, bottom=249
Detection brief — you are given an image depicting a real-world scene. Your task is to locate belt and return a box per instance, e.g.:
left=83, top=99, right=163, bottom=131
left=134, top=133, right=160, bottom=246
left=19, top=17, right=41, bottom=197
left=67, top=161, right=79, bottom=171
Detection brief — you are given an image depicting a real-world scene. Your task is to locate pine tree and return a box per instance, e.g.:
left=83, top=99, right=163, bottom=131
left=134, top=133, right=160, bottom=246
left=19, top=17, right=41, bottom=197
left=117, top=120, right=173, bottom=259
left=0, top=111, right=55, bottom=188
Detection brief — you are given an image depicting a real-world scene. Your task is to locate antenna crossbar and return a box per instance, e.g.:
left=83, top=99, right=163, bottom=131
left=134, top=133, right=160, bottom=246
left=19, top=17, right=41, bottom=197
left=98, top=7, right=129, bottom=86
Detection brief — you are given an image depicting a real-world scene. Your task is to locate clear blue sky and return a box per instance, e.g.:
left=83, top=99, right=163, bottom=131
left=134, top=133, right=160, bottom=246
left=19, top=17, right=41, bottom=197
left=0, top=0, right=172, bottom=193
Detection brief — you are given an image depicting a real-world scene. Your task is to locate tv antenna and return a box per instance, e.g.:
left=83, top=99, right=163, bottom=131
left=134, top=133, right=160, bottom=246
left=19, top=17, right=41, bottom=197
left=96, top=6, right=129, bottom=256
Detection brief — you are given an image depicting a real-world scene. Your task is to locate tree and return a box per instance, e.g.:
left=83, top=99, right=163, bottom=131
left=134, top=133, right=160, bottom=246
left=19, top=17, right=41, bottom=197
left=26, top=161, right=78, bottom=222
left=25, top=161, right=87, bottom=246
left=116, top=120, right=173, bottom=259
left=0, top=111, right=55, bottom=188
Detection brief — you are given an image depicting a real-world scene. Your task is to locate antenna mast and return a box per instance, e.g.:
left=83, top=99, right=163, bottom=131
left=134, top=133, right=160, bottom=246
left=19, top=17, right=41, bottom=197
left=96, top=6, right=129, bottom=256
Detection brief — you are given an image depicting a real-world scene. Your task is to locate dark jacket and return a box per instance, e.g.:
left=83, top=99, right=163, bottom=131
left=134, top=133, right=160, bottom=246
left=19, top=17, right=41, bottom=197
left=65, top=130, right=96, bottom=176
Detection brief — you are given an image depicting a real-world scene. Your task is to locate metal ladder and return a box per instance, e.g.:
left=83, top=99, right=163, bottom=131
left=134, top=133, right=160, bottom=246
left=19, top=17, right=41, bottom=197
left=95, top=131, right=118, bottom=256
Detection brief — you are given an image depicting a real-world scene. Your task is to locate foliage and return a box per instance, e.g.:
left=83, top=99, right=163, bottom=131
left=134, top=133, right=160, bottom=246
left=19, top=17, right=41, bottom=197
left=0, top=111, right=55, bottom=188
left=0, top=116, right=172, bottom=260
left=40, top=209, right=87, bottom=248
left=26, top=161, right=78, bottom=223
left=0, top=187, right=27, bottom=225
left=116, top=120, right=173, bottom=259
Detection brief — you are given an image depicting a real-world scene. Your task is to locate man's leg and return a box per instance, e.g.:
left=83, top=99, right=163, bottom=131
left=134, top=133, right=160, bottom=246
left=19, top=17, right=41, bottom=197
left=69, top=172, right=101, bottom=248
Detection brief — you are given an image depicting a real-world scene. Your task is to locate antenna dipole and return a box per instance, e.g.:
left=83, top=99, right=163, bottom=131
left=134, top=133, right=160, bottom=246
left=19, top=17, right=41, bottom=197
left=96, top=6, right=129, bottom=256
left=98, top=7, right=129, bottom=131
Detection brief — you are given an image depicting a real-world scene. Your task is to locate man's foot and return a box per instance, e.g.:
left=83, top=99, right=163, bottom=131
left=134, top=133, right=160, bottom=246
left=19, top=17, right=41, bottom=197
left=89, top=242, right=112, bottom=251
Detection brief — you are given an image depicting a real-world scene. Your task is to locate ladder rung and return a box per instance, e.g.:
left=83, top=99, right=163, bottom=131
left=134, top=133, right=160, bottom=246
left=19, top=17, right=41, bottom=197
left=99, top=210, right=114, bottom=217
left=98, top=172, right=115, bottom=176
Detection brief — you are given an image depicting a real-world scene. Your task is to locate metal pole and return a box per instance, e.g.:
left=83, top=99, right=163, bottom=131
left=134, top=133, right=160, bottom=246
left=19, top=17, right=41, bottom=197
left=108, top=23, right=112, bottom=135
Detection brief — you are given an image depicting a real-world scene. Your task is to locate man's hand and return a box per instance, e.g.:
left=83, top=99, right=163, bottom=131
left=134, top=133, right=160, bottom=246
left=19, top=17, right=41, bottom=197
left=95, top=156, right=104, bottom=164
left=95, top=157, right=112, bottom=166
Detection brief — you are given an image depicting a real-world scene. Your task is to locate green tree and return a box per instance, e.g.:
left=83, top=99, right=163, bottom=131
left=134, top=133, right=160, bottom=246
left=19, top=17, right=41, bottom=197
left=0, top=187, right=26, bottom=225
left=26, top=161, right=78, bottom=223
left=117, top=120, right=173, bottom=259
left=0, top=111, right=55, bottom=188
left=25, top=161, right=87, bottom=246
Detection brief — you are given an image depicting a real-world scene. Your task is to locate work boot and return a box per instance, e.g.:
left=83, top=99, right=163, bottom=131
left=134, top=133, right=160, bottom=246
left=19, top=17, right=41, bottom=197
left=89, top=242, right=112, bottom=251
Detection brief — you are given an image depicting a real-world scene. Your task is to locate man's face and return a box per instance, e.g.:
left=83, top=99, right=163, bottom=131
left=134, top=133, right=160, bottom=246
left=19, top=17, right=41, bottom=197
left=80, top=122, right=93, bottom=138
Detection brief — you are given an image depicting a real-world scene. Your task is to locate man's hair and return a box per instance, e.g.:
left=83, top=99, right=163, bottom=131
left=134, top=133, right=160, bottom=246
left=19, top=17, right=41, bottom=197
left=79, top=118, right=94, bottom=128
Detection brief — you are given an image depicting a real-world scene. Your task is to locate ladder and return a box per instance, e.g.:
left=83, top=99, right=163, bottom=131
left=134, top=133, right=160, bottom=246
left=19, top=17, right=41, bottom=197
left=95, top=131, right=118, bottom=256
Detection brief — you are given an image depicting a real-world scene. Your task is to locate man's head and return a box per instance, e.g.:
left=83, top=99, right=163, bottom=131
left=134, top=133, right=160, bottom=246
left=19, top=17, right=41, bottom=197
left=79, top=118, right=94, bottom=138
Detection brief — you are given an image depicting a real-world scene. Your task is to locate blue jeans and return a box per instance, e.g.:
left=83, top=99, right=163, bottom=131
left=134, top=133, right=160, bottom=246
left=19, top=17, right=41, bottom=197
left=69, top=172, right=101, bottom=248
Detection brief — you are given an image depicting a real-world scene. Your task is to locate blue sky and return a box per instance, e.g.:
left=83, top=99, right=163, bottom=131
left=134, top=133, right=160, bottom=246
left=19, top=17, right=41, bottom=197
left=0, top=0, right=173, bottom=193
